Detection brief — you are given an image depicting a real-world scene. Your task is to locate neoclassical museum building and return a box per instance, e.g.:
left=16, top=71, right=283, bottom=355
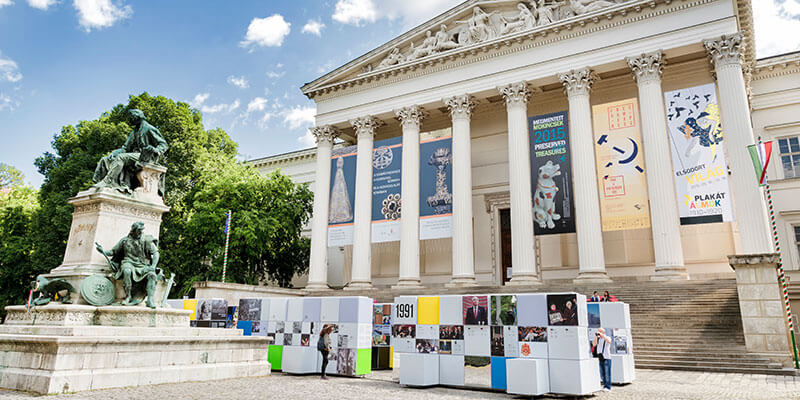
left=250, top=0, right=800, bottom=290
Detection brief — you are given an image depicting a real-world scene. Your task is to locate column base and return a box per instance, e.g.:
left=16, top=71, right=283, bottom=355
left=304, top=282, right=334, bottom=292
left=343, top=281, right=374, bottom=291
left=650, top=266, right=689, bottom=281
left=391, top=279, right=425, bottom=290
left=445, top=276, right=478, bottom=288
left=572, top=271, right=613, bottom=284
left=505, top=274, right=543, bottom=286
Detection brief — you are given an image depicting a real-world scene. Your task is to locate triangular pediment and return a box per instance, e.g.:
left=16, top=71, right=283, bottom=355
left=302, top=0, right=638, bottom=98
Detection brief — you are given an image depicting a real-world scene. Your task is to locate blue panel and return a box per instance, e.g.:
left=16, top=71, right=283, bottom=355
left=237, top=320, right=253, bottom=336
left=339, top=297, right=358, bottom=323
left=517, top=294, right=547, bottom=326
left=491, top=356, right=509, bottom=390
left=303, top=297, right=322, bottom=322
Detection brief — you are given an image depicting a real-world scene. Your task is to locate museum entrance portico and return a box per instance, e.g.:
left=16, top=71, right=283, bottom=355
left=300, top=0, right=772, bottom=291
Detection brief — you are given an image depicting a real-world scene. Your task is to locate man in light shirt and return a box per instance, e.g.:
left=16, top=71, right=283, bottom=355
left=593, top=327, right=613, bottom=391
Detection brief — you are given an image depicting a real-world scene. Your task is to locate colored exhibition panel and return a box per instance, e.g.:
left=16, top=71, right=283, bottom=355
left=392, top=293, right=635, bottom=396
left=236, top=296, right=374, bottom=377
left=372, top=303, right=392, bottom=370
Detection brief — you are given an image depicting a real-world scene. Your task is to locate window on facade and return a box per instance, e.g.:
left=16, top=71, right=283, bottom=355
left=778, top=137, right=800, bottom=178
left=795, top=226, right=800, bottom=263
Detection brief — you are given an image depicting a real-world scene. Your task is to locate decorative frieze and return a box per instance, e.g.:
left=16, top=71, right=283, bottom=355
left=443, top=94, right=477, bottom=120
left=498, top=81, right=532, bottom=107
left=704, top=32, right=745, bottom=69
left=310, top=125, right=340, bottom=145
left=395, top=105, right=427, bottom=128
left=558, top=68, right=598, bottom=97
left=627, top=50, right=665, bottom=84
left=349, top=116, right=384, bottom=139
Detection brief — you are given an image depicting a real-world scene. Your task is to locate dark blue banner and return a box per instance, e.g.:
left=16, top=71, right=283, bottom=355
left=371, top=136, right=402, bottom=242
left=419, top=136, right=453, bottom=240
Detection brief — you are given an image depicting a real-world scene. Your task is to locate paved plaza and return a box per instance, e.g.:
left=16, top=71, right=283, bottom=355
left=0, top=369, right=797, bottom=400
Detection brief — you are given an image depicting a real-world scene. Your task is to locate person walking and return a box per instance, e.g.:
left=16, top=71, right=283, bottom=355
left=318, top=324, right=333, bottom=380
left=593, top=327, right=613, bottom=391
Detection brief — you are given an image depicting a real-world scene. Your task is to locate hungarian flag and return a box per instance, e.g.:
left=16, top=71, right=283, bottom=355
left=747, top=141, right=773, bottom=186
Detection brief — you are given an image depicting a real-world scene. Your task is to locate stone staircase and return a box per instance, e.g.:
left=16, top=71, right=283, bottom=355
left=326, top=279, right=796, bottom=375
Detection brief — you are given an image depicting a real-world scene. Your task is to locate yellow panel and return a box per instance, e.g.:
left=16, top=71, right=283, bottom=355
left=183, top=299, right=197, bottom=320
left=389, top=346, right=393, bottom=369
left=417, top=296, right=440, bottom=325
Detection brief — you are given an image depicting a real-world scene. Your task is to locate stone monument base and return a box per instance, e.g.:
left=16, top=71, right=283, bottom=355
left=0, top=304, right=271, bottom=394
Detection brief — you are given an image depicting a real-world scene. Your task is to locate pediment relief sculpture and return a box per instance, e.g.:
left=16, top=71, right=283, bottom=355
left=372, top=0, right=628, bottom=72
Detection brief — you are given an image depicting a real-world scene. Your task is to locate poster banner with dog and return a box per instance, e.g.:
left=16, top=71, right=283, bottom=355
left=328, top=144, right=358, bottom=246
left=591, top=98, right=651, bottom=231
left=528, top=111, right=576, bottom=235
left=664, top=83, right=734, bottom=224
left=371, top=136, right=403, bottom=243
left=419, top=128, right=454, bottom=240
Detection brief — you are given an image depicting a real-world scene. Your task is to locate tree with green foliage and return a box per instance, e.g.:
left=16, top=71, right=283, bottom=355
left=28, top=92, right=311, bottom=298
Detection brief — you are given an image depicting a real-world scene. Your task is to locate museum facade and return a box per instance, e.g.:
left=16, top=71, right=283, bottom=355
left=250, top=0, right=800, bottom=290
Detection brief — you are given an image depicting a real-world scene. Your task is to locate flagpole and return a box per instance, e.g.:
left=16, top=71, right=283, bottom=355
left=757, top=137, right=799, bottom=369
left=222, top=210, right=232, bottom=283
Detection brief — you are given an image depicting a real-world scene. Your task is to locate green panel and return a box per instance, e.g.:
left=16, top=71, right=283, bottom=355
left=268, top=345, right=283, bottom=371
left=356, top=348, right=372, bottom=375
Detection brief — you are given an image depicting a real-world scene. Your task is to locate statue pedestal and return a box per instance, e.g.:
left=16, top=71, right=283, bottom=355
left=47, top=180, right=169, bottom=304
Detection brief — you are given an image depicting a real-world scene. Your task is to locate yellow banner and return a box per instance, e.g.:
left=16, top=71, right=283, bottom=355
left=591, top=98, right=651, bottom=231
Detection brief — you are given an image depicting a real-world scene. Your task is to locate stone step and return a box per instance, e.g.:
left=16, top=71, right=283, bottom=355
left=633, top=353, right=777, bottom=364
left=635, top=362, right=795, bottom=376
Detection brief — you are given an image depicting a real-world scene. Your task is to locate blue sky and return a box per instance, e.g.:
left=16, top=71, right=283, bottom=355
left=1, top=0, right=799, bottom=186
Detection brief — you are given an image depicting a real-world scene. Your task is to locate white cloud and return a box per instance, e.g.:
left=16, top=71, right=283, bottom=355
left=191, top=93, right=239, bottom=114
left=227, top=75, right=249, bottom=89
left=298, top=129, right=316, bottom=147
left=246, top=97, right=268, bottom=113
left=332, top=0, right=458, bottom=27
left=191, top=92, right=210, bottom=107
left=240, top=14, right=291, bottom=50
left=301, top=19, right=325, bottom=36
left=0, top=93, right=18, bottom=112
left=753, top=0, right=800, bottom=57
left=0, top=0, right=13, bottom=8
left=73, top=0, right=132, bottom=32
left=27, top=0, right=58, bottom=10
left=0, top=53, right=22, bottom=83
left=283, top=105, right=316, bottom=130
left=265, top=70, right=285, bottom=79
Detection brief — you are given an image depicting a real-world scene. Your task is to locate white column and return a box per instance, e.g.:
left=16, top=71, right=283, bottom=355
left=306, top=126, right=340, bottom=291
left=558, top=68, right=612, bottom=283
left=704, top=33, right=773, bottom=254
left=627, top=51, right=688, bottom=280
left=444, top=95, right=478, bottom=286
left=497, top=82, right=541, bottom=285
left=346, top=116, right=383, bottom=290
left=394, top=106, right=426, bottom=289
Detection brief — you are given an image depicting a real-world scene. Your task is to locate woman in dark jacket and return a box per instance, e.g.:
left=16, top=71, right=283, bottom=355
left=318, top=324, right=333, bottom=380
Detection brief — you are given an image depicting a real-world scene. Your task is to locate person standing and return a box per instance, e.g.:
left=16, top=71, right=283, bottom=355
left=593, top=327, right=613, bottom=391
left=318, top=324, right=333, bottom=380
left=590, top=291, right=601, bottom=302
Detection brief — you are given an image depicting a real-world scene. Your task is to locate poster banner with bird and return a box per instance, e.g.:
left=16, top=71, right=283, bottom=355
left=328, top=144, right=358, bottom=246
left=592, top=98, right=651, bottom=231
left=528, top=111, right=576, bottom=235
left=371, top=136, right=403, bottom=243
left=664, top=83, right=734, bottom=224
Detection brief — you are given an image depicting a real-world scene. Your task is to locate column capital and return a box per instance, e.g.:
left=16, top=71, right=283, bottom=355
left=704, top=32, right=745, bottom=69
left=497, top=81, right=533, bottom=107
left=395, top=105, right=426, bottom=128
left=558, top=68, right=598, bottom=97
left=310, top=125, right=340, bottom=145
left=443, top=94, right=477, bottom=120
left=627, top=51, right=665, bottom=84
left=349, top=116, right=384, bottom=139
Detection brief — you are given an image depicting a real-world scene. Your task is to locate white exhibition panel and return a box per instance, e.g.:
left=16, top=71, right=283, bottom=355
left=438, top=355, right=465, bottom=386
left=548, top=326, right=590, bottom=360
left=503, top=326, right=519, bottom=357
left=576, top=294, right=588, bottom=327
left=303, top=297, right=322, bottom=322
left=393, top=296, right=418, bottom=325
left=269, top=298, right=287, bottom=321
left=438, top=296, right=463, bottom=325
left=611, top=354, right=636, bottom=384
left=516, top=294, right=547, bottom=326
left=286, top=298, right=304, bottom=321
left=259, top=298, right=271, bottom=321
left=464, top=326, right=490, bottom=356
left=393, top=337, right=415, bottom=353
left=321, top=297, right=340, bottom=322
left=317, top=351, right=338, bottom=375
left=598, top=302, right=630, bottom=329
left=506, top=358, right=550, bottom=396
left=518, top=342, right=548, bottom=359
left=357, top=323, right=372, bottom=348
left=548, top=358, right=602, bottom=396
left=416, top=325, right=439, bottom=340
left=399, top=353, right=439, bottom=387
left=282, top=346, right=320, bottom=374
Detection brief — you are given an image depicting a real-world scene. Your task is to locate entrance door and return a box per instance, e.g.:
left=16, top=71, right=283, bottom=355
left=499, top=208, right=512, bottom=283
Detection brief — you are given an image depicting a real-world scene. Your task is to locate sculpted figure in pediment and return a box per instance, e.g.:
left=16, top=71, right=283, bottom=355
left=434, top=24, right=460, bottom=52
left=378, top=47, right=406, bottom=68
left=410, top=30, right=438, bottom=60
left=456, top=6, right=499, bottom=45
left=568, top=0, right=616, bottom=15
left=500, top=3, right=536, bottom=36
left=536, top=0, right=566, bottom=26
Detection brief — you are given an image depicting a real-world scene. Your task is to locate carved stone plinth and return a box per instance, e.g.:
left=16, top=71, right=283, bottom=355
left=48, top=184, right=170, bottom=304
left=4, top=304, right=190, bottom=328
